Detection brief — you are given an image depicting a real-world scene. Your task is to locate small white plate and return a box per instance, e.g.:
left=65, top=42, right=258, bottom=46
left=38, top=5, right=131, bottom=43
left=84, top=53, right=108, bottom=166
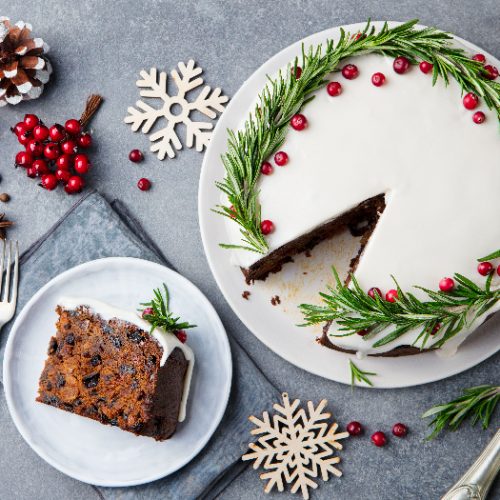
left=199, top=21, right=500, bottom=388
left=3, top=257, right=232, bottom=486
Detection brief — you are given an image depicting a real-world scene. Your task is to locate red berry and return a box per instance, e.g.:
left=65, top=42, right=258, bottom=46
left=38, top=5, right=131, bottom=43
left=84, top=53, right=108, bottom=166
left=463, top=92, right=479, bottom=110
left=290, top=113, right=308, bottom=131
left=137, top=178, right=151, bottom=191
left=129, top=149, right=144, bottom=163
left=431, top=323, right=441, bottom=335
left=473, top=111, right=486, bottom=124
left=23, top=114, right=39, bottom=130
left=13, top=121, right=29, bottom=136
left=17, top=131, right=32, bottom=146
left=393, top=56, right=410, bottom=74
left=56, top=154, right=73, bottom=170
left=472, top=53, right=486, bottom=63
left=26, top=139, right=44, bottom=157
left=26, top=166, right=37, bottom=178
left=483, top=65, right=498, bottom=80
left=44, top=142, right=60, bottom=160
left=49, top=124, right=65, bottom=142
left=368, top=287, right=382, bottom=299
left=419, top=61, right=433, bottom=74
left=32, top=159, right=49, bottom=176
left=439, top=277, right=455, bottom=292
left=55, top=168, right=71, bottom=183
left=392, top=423, right=408, bottom=437
left=32, top=124, right=50, bottom=141
left=61, top=139, right=77, bottom=155
left=261, top=161, right=273, bottom=175
left=346, top=421, right=363, bottom=436
left=41, top=174, right=57, bottom=191
left=292, top=66, right=302, bottom=79
left=357, top=329, right=369, bottom=337
left=371, top=72, right=386, bottom=87
left=260, top=219, right=275, bottom=235
left=477, top=261, right=493, bottom=276
left=385, top=289, right=398, bottom=303
left=371, top=431, right=387, bottom=447
left=327, top=81, right=342, bottom=96
left=65, top=175, right=84, bottom=194
left=274, top=151, right=289, bottom=166
left=229, top=205, right=237, bottom=219
left=497, top=264, right=500, bottom=277
left=65, top=118, right=81, bottom=135
left=74, top=154, right=90, bottom=174
left=142, top=307, right=154, bottom=318
left=77, top=133, right=92, bottom=148
left=342, top=64, right=359, bottom=80
left=175, top=330, right=187, bottom=343
left=15, top=150, right=34, bottom=167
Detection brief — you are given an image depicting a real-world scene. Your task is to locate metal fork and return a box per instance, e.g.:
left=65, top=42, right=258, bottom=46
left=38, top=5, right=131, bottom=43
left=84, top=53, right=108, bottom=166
left=0, top=240, right=19, bottom=328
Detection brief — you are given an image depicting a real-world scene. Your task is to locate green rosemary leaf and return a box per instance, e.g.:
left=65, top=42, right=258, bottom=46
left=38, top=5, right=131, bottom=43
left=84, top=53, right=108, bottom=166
left=349, top=360, right=377, bottom=387
left=479, top=249, right=500, bottom=261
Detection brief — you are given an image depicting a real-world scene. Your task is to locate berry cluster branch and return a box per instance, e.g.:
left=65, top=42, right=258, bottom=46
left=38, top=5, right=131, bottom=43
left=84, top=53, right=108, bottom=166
left=299, top=265, right=500, bottom=351
left=215, top=19, right=500, bottom=254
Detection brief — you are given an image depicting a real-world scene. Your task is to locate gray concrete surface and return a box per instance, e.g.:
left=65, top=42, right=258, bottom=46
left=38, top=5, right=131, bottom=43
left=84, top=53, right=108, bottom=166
left=0, top=1, right=499, bottom=499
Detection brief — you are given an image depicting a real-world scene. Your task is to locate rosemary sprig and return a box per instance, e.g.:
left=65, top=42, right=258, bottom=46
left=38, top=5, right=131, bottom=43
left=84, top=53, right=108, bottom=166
left=215, top=19, right=500, bottom=253
left=349, top=360, right=376, bottom=387
left=139, top=284, right=196, bottom=333
left=422, top=385, right=500, bottom=439
left=299, top=266, right=500, bottom=350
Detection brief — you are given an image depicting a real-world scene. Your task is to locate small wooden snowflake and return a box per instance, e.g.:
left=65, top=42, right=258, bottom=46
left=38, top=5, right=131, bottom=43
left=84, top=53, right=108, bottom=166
left=242, top=392, right=349, bottom=499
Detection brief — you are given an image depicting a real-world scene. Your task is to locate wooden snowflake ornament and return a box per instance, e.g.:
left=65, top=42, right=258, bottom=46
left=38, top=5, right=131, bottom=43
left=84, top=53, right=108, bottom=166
left=124, top=60, right=228, bottom=160
left=243, top=393, right=349, bottom=499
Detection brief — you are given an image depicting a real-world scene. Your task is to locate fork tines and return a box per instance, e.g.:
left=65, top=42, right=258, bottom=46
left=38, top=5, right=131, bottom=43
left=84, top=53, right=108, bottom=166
left=0, top=240, right=19, bottom=304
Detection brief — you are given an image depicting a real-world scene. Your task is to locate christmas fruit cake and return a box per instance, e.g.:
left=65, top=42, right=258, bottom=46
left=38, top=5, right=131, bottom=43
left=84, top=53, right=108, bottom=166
left=215, top=21, right=500, bottom=357
left=36, top=287, right=195, bottom=441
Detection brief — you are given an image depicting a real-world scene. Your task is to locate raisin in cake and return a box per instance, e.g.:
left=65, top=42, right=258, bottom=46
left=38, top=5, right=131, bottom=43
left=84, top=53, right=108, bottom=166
left=36, top=298, right=194, bottom=440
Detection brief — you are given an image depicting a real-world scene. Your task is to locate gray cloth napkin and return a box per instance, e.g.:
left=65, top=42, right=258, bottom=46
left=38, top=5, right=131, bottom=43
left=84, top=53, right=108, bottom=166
left=0, top=191, right=279, bottom=500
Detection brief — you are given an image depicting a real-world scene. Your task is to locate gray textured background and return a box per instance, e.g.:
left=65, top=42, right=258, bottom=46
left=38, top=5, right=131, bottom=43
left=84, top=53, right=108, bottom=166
left=0, top=1, right=499, bottom=499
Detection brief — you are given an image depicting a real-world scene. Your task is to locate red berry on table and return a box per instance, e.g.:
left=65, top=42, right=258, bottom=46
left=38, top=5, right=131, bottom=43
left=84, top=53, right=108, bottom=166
left=473, top=111, right=486, bottom=124
left=346, top=421, right=363, bottom=436
left=13, top=121, right=29, bottom=136
left=292, top=66, right=302, bottom=79
left=260, top=161, right=273, bottom=175
left=175, top=330, right=187, bottom=343
left=26, top=139, right=44, bottom=157
left=371, top=72, right=386, bottom=87
left=472, top=53, right=486, bottom=63
left=23, top=114, right=39, bottom=130
left=32, top=124, right=50, bottom=141
left=477, top=261, right=493, bottom=276
left=56, top=154, right=73, bottom=170
left=74, top=153, right=90, bottom=174
left=385, top=289, right=398, bottom=303
left=26, top=166, right=37, bottom=178
left=368, top=287, right=382, bottom=299
left=392, top=423, right=408, bottom=437
left=77, top=133, right=92, bottom=148
left=142, top=307, right=154, bottom=318
left=419, top=61, right=433, bottom=74
left=342, top=64, right=359, bottom=80
left=41, top=174, right=58, bottom=191
left=65, top=175, right=84, bottom=194
left=290, top=113, right=308, bottom=131
left=439, top=277, right=455, bottom=292
left=274, top=151, right=289, bottom=166
left=327, top=81, right=342, bottom=96
left=129, top=149, right=144, bottom=163
left=61, top=139, right=77, bottom=155
left=393, top=56, right=410, bottom=74
left=463, top=92, right=479, bottom=110
left=137, top=177, right=151, bottom=191
left=483, top=65, right=498, bottom=80
left=371, top=431, right=387, bottom=447
left=17, top=131, right=32, bottom=146
left=55, top=168, right=71, bottom=183
left=49, top=124, right=65, bottom=142
left=260, top=219, right=275, bottom=235
left=64, top=118, right=81, bottom=135
left=15, top=151, right=34, bottom=167
left=32, top=159, right=49, bottom=176
left=44, top=142, right=60, bottom=160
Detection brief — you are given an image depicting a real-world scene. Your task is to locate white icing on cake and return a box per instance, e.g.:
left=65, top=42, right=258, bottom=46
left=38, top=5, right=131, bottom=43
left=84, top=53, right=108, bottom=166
left=226, top=53, right=500, bottom=355
left=58, top=297, right=194, bottom=422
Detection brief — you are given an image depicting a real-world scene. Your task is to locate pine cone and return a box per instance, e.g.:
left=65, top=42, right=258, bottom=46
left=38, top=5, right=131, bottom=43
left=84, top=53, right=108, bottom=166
left=0, top=17, right=52, bottom=107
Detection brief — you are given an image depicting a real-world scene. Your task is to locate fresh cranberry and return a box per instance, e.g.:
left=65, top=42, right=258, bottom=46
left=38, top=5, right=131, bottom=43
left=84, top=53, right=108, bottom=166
left=65, top=175, right=84, bottom=194
left=137, top=178, right=151, bottom=191
left=64, top=118, right=81, bottom=135
left=483, top=65, right=498, bottom=80
left=229, top=205, right=237, bottom=219
left=385, top=289, right=398, bottom=303
left=260, top=219, right=275, bottom=235
left=142, top=307, right=154, bottom=318
left=32, top=124, right=50, bottom=141
left=129, top=149, right=144, bottom=163
left=393, top=56, right=410, bottom=74
left=13, top=121, right=29, bottom=136
left=392, top=423, right=408, bottom=437
left=463, top=92, right=479, bottom=110
left=175, top=330, right=187, bottom=343
left=327, top=81, right=342, bottom=96
left=41, top=174, right=58, bottom=191
left=61, top=139, right=77, bottom=155
left=419, top=61, right=433, bottom=74
left=371, top=72, right=386, bottom=86
left=26, top=139, right=44, bottom=157
left=23, top=114, right=39, bottom=130
left=342, top=64, right=359, bottom=80
left=290, top=113, right=308, bottom=131
left=44, top=142, right=60, bottom=160
left=55, top=168, right=71, bottom=183
left=32, top=159, right=49, bottom=176
left=371, top=431, right=387, bottom=447
left=439, top=277, right=455, bottom=292
left=49, top=124, right=66, bottom=142
left=261, top=161, right=273, bottom=175
left=274, top=151, right=289, bottom=166
left=346, top=421, right=363, bottom=436
left=477, top=262, right=493, bottom=276
left=497, top=264, right=500, bottom=277
left=357, top=329, right=369, bottom=336
left=74, top=154, right=90, bottom=174
left=56, top=154, right=73, bottom=170
left=473, top=111, right=486, bottom=124
left=431, top=324, right=441, bottom=335
left=472, top=53, right=486, bottom=63
left=368, top=287, right=382, bottom=299
left=26, top=166, right=37, bottom=178
left=15, top=151, right=34, bottom=167
left=77, top=133, right=92, bottom=148
left=17, top=131, right=32, bottom=146
left=292, top=66, right=302, bottom=79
